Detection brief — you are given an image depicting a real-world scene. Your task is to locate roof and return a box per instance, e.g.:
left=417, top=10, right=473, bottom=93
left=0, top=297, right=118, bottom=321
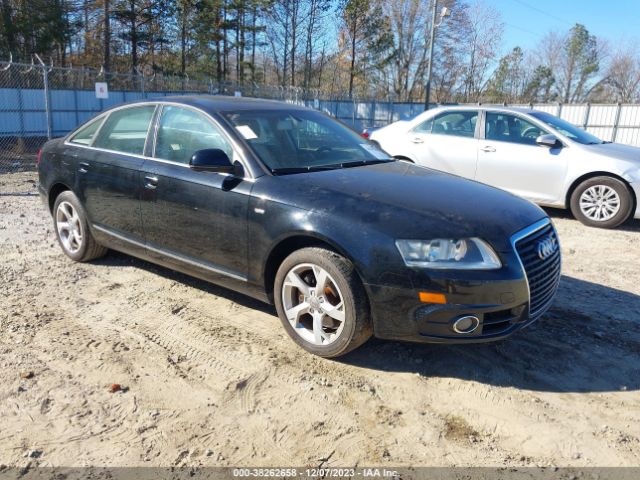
left=430, top=105, right=540, bottom=114
left=148, top=95, right=309, bottom=112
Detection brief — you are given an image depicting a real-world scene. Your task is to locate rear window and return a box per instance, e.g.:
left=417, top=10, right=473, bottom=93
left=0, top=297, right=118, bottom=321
left=414, top=111, right=478, bottom=138
left=93, top=105, right=156, bottom=155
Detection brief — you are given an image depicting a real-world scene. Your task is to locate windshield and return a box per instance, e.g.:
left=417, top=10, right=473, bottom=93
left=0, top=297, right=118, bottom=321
left=529, top=111, right=606, bottom=145
left=222, top=109, right=392, bottom=173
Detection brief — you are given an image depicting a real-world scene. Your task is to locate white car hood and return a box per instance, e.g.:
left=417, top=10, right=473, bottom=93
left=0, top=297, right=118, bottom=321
left=585, top=142, right=640, bottom=164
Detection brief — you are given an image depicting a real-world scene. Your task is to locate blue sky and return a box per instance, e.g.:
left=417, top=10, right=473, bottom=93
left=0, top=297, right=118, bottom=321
left=492, top=0, right=640, bottom=53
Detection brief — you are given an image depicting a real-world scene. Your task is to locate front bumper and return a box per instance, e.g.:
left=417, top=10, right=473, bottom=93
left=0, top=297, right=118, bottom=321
left=364, top=245, right=543, bottom=344
left=365, top=281, right=533, bottom=344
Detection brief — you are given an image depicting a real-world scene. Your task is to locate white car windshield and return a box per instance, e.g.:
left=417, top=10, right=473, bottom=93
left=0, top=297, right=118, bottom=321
left=530, top=111, right=607, bottom=145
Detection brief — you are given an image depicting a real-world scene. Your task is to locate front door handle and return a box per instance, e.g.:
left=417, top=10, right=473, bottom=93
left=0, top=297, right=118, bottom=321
left=411, top=137, right=424, bottom=144
left=78, top=161, right=90, bottom=173
left=144, top=175, right=158, bottom=190
left=480, top=146, right=496, bottom=153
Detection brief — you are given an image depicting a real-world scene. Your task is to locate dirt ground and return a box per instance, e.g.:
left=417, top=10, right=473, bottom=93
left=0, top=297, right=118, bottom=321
left=1, top=171, right=639, bottom=468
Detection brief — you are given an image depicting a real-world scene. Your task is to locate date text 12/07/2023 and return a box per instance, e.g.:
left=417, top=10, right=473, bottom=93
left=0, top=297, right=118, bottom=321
left=232, top=468, right=400, bottom=478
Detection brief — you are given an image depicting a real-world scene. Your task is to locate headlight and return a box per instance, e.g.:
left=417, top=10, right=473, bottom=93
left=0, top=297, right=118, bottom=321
left=395, top=238, right=501, bottom=270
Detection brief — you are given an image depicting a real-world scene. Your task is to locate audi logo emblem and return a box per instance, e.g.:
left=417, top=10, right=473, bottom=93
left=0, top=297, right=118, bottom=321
left=536, top=236, right=558, bottom=260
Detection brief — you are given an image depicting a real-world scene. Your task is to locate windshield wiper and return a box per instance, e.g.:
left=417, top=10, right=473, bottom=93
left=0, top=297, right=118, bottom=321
left=271, top=159, right=392, bottom=175
left=271, top=165, right=340, bottom=174
left=339, top=159, right=393, bottom=168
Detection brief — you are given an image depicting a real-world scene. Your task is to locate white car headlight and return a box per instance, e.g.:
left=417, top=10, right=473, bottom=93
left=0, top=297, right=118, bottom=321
left=395, top=238, right=501, bottom=270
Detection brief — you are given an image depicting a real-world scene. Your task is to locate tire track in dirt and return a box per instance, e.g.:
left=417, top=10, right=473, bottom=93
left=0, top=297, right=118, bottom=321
left=62, top=287, right=308, bottom=464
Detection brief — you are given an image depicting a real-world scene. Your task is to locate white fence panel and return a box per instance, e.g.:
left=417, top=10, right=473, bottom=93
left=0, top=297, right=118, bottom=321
left=531, top=104, right=557, bottom=114
left=587, top=105, right=619, bottom=127
left=560, top=105, right=587, bottom=125
left=586, top=127, right=615, bottom=141
left=618, top=105, right=640, bottom=126
left=615, top=128, right=640, bottom=146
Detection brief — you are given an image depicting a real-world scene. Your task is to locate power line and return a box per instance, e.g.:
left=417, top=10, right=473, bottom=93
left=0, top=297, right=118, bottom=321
left=510, top=0, right=575, bottom=27
left=504, top=22, right=547, bottom=40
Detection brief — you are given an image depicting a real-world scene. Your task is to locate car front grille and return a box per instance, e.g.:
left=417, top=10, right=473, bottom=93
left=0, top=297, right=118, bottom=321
left=513, top=221, right=561, bottom=319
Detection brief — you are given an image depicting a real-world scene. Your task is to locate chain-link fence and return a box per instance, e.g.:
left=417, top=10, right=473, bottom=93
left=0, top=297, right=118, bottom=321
left=0, top=59, right=346, bottom=173
left=2, top=58, right=640, bottom=174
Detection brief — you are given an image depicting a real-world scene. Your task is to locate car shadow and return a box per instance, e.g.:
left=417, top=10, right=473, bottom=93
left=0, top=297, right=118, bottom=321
left=339, top=275, right=640, bottom=394
left=93, top=252, right=639, bottom=394
left=92, top=251, right=277, bottom=316
left=542, top=206, right=640, bottom=233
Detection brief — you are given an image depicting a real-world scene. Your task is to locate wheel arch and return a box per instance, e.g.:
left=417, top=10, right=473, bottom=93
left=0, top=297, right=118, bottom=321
left=566, top=171, right=637, bottom=211
left=263, top=233, right=361, bottom=303
left=48, top=182, right=72, bottom=213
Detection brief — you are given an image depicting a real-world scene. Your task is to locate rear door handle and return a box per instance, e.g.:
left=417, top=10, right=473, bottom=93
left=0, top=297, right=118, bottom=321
left=144, top=175, right=158, bottom=190
left=411, top=137, right=424, bottom=144
left=480, top=146, right=496, bottom=153
left=78, top=161, right=90, bottom=173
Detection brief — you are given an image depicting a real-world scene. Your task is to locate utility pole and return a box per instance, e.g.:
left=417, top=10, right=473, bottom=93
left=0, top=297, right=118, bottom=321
left=424, top=2, right=451, bottom=110
left=424, top=0, right=438, bottom=111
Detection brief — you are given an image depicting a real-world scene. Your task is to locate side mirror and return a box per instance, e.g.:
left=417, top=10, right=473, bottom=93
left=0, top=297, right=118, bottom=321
left=189, top=148, right=234, bottom=173
left=536, top=134, right=562, bottom=149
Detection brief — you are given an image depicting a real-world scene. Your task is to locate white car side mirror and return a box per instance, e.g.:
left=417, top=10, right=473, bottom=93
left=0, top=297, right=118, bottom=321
left=536, top=134, right=562, bottom=149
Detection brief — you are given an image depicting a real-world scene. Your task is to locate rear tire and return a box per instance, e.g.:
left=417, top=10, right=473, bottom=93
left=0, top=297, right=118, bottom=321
left=53, top=191, right=108, bottom=262
left=274, top=247, right=372, bottom=358
left=569, top=176, right=633, bottom=229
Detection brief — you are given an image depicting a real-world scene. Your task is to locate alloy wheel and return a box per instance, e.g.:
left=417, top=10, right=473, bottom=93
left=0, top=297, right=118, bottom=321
left=56, top=201, right=83, bottom=254
left=281, top=263, right=346, bottom=346
left=579, top=185, right=620, bottom=221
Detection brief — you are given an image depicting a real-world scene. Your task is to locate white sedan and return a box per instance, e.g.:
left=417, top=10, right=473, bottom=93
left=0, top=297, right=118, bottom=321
left=370, top=106, right=640, bottom=228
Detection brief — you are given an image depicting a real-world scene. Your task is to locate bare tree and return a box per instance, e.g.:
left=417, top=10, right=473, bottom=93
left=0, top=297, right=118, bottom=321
left=303, top=0, right=331, bottom=90
left=341, top=0, right=390, bottom=98
left=459, top=0, right=504, bottom=101
left=265, top=0, right=293, bottom=86
left=381, top=0, right=431, bottom=101
left=103, top=0, right=111, bottom=71
left=601, top=43, right=640, bottom=102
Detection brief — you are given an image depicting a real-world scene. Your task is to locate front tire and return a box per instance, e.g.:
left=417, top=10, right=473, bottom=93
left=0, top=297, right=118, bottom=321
left=53, top=191, right=108, bottom=262
left=569, top=176, right=634, bottom=228
left=274, top=247, right=372, bottom=358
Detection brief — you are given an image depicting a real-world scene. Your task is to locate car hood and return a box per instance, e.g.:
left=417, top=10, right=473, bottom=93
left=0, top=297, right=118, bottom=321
left=583, top=142, right=640, bottom=164
left=263, top=162, right=547, bottom=252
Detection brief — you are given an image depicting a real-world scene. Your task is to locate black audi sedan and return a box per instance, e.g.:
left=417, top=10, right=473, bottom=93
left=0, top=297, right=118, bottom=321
left=37, top=96, right=561, bottom=357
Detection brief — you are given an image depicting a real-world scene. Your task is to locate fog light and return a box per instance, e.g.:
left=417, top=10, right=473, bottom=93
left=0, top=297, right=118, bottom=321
left=452, top=315, right=479, bottom=334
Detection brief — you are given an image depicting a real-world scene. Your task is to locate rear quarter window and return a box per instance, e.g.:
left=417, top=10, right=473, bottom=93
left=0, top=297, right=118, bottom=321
left=69, top=116, right=105, bottom=146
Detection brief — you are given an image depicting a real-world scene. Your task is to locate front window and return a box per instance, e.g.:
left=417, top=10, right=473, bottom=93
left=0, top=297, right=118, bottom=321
left=529, top=111, right=605, bottom=145
left=222, top=109, right=391, bottom=173
left=485, top=112, right=549, bottom=145
left=155, top=106, right=233, bottom=164
left=93, top=105, right=156, bottom=155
